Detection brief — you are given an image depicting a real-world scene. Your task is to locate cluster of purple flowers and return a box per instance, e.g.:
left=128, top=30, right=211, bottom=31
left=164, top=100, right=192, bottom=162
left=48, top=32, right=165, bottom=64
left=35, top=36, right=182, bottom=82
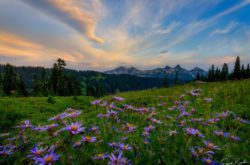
left=184, top=127, right=205, bottom=138
left=1, top=89, right=249, bottom=165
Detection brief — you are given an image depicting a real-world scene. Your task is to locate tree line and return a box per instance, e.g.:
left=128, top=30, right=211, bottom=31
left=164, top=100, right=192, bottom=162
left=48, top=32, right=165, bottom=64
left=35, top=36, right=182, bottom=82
left=196, top=56, right=250, bottom=82
left=0, top=59, right=82, bottom=96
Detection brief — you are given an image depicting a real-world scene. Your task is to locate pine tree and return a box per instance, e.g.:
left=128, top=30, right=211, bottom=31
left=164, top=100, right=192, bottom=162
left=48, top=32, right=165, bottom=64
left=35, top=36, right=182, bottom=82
left=215, top=67, right=221, bottom=81
left=241, top=65, right=245, bottom=78
left=19, top=76, right=28, bottom=96
left=0, top=72, right=2, bottom=85
left=196, top=72, right=200, bottom=80
left=247, top=64, right=250, bottom=78
left=3, top=63, right=18, bottom=95
left=233, top=56, right=241, bottom=79
left=174, top=72, right=179, bottom=85
left=221, top=63, right=228, bottom=81
left=162, top=77, right=169, bottom=88
left=208, top=65, right=215, bottom=81
left=50, top=63, right=58, bottom=95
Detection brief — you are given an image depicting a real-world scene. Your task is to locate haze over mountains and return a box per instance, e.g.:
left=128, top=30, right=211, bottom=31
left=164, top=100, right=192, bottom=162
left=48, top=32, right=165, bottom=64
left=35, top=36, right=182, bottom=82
left=104, top=65, right=207, bottom=81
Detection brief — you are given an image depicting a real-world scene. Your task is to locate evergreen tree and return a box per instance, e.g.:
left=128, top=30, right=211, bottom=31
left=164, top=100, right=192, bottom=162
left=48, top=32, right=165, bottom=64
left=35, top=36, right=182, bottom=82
left=221, top=63, right=229, bottom=81
left=174, top=72, right=179, bottom=85
left=19, top=76, right=28, bottom=96
left=0, top=72, right=2, bottom=85
left=215, top=67, right=221, bottom=81
left=162, top=77, right=169, bottom=88
left=233, top=56, right=241, bottom=79
left=196, top=72, right=200, bottom=80
left=50, top=63, right=59, bottom=95
left=40, top=67, right=46, bottom=80
left=241, top=65, right=245, bottom=78
left=208, top=65, right=215, bottom=81
left=3, top=63, right=18, bottom=95
left=247, top=64, right=250, bottom=78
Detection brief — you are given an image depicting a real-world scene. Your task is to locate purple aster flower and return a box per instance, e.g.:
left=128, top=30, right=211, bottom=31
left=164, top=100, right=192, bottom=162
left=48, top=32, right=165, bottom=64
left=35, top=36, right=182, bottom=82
left=123, top=104, right=133, bottom=110
left=106, top=110, right=118, bottom=118
left=39, top=124, right=58, bottom=132
left=150, top=118, right=161, bottom=124
left=0, top=146, right=14, bottom=156
left=196, top=147, right=214, bottom=156
left=168, top=106, right=176, bottom=111
left=122, top=123, right=136, bottom=133
left=17, top=120, right=32, bottom=129
left=67, top=110, right=81, bottom=118
left=191, top=118, right=203, bottom=122
left=35, top=150, right=60, bottom=165
left=218, top=111, right=230, bottom=119
left=180, top=111, right=190, bottom=117
left=113, top=96, right=125, bottom=101
left=118, top=144, right=132, bottom=151
left=203, top=140, right=221, bottom=150
left=144, top=125, right=155, bottom=132
left=109, top=103, right=116, bottom=109
left=27, top=147, right=46, bottom=158
left=190, top=147, right=198, bottom=157
left=92, top=153, right=108, bottom=160
left=201, top=157, right=217, bottom=165
left=178, top=105, right=186, bottom=112
left=91, top=126, right=100, bottom=134
left=108, top=152, right=130, bottom=165
left=49, top=113, right=67, bottom=121
left=184, top=127, right=204, bottom=138
left=206, top=118, right=220, bottom=125
left=214, top=130, right=230, bottom=137
left=100, top=101, right=107, bottom=107
left=82, top=136, right=96, bottom=143
left=229, top=135, right=241, bottom=142
left=73, top=141, right=82, bottom=148
left=142, top=131, right=150, bottom=137
left=97, top=113, right=105, bottom=118
left=234, top=117, right=250, bottom=124
left=63, top=122, right=85, bottom=135
left=91, top=99, right=102, bottom=105
left=108, top=142, right=117, bottom=148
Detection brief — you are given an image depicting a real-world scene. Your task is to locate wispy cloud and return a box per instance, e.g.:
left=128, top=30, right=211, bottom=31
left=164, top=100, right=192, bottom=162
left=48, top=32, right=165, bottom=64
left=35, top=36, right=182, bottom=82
left=210, top=22, right=239, bottom=35
left=22, top=0, right=105, bottom=43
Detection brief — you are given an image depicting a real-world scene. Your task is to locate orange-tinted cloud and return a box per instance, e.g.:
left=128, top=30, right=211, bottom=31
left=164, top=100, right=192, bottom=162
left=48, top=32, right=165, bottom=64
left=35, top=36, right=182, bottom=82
left=22, top=0, right=105, bottom=43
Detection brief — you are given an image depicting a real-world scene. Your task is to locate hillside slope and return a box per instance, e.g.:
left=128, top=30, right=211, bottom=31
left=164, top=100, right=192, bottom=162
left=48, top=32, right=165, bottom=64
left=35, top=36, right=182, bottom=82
left=0, top=80, right=249, bottom=164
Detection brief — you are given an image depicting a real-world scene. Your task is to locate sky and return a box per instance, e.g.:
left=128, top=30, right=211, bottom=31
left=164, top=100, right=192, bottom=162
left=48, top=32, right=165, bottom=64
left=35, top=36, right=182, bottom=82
left=0, top=0, right=249, bottom=71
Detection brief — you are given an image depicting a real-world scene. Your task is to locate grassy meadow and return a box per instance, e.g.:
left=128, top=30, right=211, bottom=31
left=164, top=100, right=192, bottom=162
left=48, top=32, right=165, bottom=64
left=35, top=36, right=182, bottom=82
left=0, top=80, right=249, bottom=164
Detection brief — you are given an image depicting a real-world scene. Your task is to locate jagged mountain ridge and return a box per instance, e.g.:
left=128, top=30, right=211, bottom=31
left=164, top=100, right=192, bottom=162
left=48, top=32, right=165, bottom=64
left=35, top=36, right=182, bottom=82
left=104, top=65, right=207, bottom=80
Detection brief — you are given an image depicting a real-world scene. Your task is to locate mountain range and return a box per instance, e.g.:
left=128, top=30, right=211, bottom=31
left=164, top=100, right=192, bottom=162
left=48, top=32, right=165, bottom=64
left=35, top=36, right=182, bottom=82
left=104, top=65, right=207, bottom=81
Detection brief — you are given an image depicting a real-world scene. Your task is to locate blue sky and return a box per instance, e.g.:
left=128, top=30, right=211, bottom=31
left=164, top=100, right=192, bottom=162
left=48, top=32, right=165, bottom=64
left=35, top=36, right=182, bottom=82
left=0, top=0, right=249, bottom=71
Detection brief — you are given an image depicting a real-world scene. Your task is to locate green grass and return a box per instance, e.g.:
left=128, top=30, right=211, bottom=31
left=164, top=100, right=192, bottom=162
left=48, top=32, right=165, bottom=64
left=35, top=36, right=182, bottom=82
left=0, top=80, right=250, bottom=164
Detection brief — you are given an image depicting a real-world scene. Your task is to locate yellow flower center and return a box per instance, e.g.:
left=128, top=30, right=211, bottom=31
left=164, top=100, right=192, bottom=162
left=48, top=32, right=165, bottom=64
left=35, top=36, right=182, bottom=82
left=71, top=125, right=78, bottom=131
left=208, top=143, right=214, bottom=148
left=36, top=150, right=42, bottom=155
left=85, top=136, right=91, bottom=142
left=44, top=156, right=53, bottom=163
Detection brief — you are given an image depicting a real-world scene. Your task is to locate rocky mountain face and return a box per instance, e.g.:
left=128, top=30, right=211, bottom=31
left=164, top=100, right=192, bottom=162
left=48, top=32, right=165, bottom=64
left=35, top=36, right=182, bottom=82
left=104, top=65, right=207, bottom=81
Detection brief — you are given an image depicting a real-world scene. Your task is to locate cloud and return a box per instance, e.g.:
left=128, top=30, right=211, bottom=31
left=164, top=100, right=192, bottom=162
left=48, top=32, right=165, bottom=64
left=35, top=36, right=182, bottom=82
left=210, top=22, right=239, bottom=35
left=22, top=0, right=105, bottom=43
left=0, top=33, right=43, bottom=49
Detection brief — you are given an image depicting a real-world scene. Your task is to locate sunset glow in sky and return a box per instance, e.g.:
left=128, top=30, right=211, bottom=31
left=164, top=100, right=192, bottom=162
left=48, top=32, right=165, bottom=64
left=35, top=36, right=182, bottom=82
left=0, top=0, right=250, bottom=70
